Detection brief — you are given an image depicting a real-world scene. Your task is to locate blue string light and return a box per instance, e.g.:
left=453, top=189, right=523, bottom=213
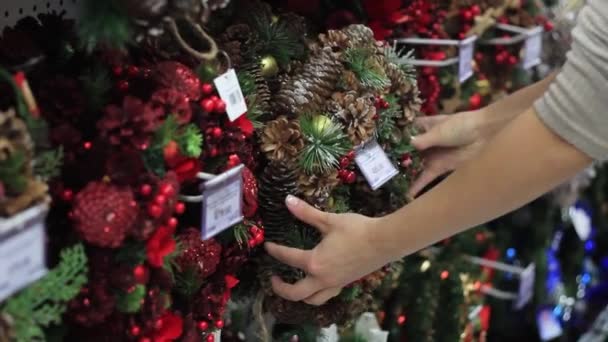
left=506, top=248, right=516, bottom=259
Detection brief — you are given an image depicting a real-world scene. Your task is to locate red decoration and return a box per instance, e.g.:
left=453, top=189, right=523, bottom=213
left=150, top=88, right=193, bottom=124
left=175, top=228, right=222, bottom=279
left=227, top=115, right=254, bottom=138
left=206, top=334, right=215, bottom=342
left=146, top=226, right=177, bottom=267
left=363, top=0, right=401, bottom=21
left=469, top=93, right=483, bottom=110
left=71, top=182, right=137, bottom=248
left=133, top=265, right=149, bottom=284
left=167, top=217, right=178, bottom=229
left=242, top=167, right=258, bottom=218
left=214, top=99, right=226, bottom=113
left=170, top=157, right=202, bottom=183
left=148, top=204, right=163, bottom=219
left=215, top=319, right=224, bottom=329
left=151, top=311, right=183, bottom=342
left=479, top=305, right=491, bottom=331
left=130, top=325, right=141, bottom=336
left=440, top=270, right=449, bottom=280
left=212, top=127, right=223, bottom=139
left=201, top=98, right=216, bottom=113
left=140, top=184, right=153, bottom=196
left=197, top=321, right=209, bottom=331
left=154, top=61, right=202, bottom=101
left=397, top=314, right=407, bottom=325
left=201, top=83, right=214, bottom=95
left=174, top=202, right=186, bottom=214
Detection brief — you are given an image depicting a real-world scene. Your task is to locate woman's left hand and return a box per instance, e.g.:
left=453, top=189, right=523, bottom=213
left=265, top=195, right=395, bottom=306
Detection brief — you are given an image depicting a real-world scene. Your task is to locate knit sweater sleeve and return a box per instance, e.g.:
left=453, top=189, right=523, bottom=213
left=534, top=0, right=608, bottom=160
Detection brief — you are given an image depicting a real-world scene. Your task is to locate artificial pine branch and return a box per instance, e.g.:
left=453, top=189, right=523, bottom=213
left=116, top=285, right=146, bottom=313
left=245, top=94, right=267, bottom=130
left=3, top=244, right=88, bottom=342
left=382, top=43, right=417, bottom=83
left=78, top=0, right=132, bottom=52
left=0, top=151, right=28, bottom=194
left=375, top=95, right=400, bottom=142
left=174, top=267, right=204, bottom=298
left=299, top=115, right=351, bottom=175
left=33, top=147, right=63, bottom=182
left=345, top=48, right=390, bottom=91
left=176, top=124, right=203, bottom=158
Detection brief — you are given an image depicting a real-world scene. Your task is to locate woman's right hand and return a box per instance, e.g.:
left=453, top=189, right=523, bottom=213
left=408, top=110, right=492, bottom=198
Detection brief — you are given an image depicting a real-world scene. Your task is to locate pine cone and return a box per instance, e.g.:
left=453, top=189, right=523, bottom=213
left=242, top=62, right=271, bottom=112
left=329, top=91, right=377, bottom=145
left=297, top=170, right=340, bottom=209
left=341, top=70, right=361, bottom=92
left=175, top=228, right=222, bottom=280
left=218, top=24, right=253, bottom=67
left=258, top=162, right=298, bottom=239
left=342, top=25, right=376, bottom=49
left=0, top=109, right=34, bottom=162
left=314, top=29, right=350, bottom=51
left=273, top=47, right=343, bottom=116
left=260, top=116, right=304, bottom=163
left=71, top=182, right=137, bottom=248
left=98, top=96, right=164, bottom=149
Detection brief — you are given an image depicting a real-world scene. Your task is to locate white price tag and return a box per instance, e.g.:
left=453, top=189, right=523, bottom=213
left=537, top=308, right=563, bottom=341
left=523, top=27, right=543, bottom=69
left=354, top=140, right=399, bottom=191
left=317, top=324, right=339, bottom=342
left=569, top=206, right=592, bottom=241
left=201, top=165, right=244, bottom=240
left=514, top=263, right=535, bottom=310
left=458, top=36, right=476, bottom=83
left=0, top=204, right=48, bottom=302
left=213, top=69, right=247, bottom=122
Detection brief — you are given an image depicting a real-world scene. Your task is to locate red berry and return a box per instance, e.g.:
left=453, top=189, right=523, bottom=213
left=339, top=157, right=350, bottom=169
left=198, top=321, right=209, bottom=331
left=83, top=141, right=92, bottom=150
left=127, top=65, right=139, bottom=77
left=248, top=239, right=257, bottom=248
left=174, top=202, right=186, bottom=214
left=154, top=194, right=167, bottom=206
left=140, top=184, right=152, bottom=196
left=139, top=338, right=152, bottom=342
left=210, top=95, right=220, bottom=103
left=254, top=233, right=265, bottom=245
left=215, top=320, right=224, bottom=329
left=201, top=99, right=216, bottom=113
left=338, top=169, right=348, bottom=180
left=130, top=325, right=141, bottom=336
left=62, top=189, right=74, bottom=201
left=462, top=10, right=473, bottom=21
left=471, top=5, right=481, bottom=16
left=214, top=99, right=227, bottom=113
left=112, top=66, right=123, bottom=76
left=508, top=55, right=519, bottom=66
left=212, top=127, right=223, bottom=138
left=206, top=334, right=215, bottom=342
left=201, top=83, right=214, bottom=95
left=347, top=150, right=356, bottom=160
left=148, top=204, right=163, bottom=218
left=209, top=147, right=219, bottom=157
left=167, top=217, right=178, bottom=229
left=160, top=183, right=175, bottom=197
left=154, top=318, right=164, bottom=330
left=117, top=80, right=129, bottom=92
left=345, top=171, right=357, bottom=184
left=544, top=21, right=554, bottom=32
left=249, top=226, right=261, bottom=235
left=133, top=265, right=148, bottom=284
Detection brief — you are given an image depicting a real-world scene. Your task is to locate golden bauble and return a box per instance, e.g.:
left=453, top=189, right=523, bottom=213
left=311, top=114, right=333, bottom=134
left=260, top=55, right=279, bottom=78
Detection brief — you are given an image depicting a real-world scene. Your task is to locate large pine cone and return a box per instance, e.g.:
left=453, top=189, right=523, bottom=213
left=260, top=116, right=305, bottom=163
left=329, top=91, right=377, bottom=145
left=258, top=162, right=298, bottom=239
left=273, top=47, right=343, bottom=116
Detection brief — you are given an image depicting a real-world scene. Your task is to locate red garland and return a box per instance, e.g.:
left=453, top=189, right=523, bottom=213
left=146, top=226, right=177, bottom=268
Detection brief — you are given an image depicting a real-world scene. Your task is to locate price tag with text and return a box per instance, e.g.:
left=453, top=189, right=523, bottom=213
left=0, top=204, right=48, bottom=302
left=355, top=140, right=399, bottom=191
left=514, top=263, right=535, bottom=310
left=201, top=165, right=244, bottom=240
left=523, top=27, right=543, bottom=69
left=213, top=68, right=247, bottom=122
left=458, top=36, right=477, bottom=83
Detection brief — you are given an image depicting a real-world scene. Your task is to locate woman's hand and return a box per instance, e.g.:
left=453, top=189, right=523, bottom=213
left=408, top=110, right=491, bottom=198
left=264, top=195, right=394, bottom=306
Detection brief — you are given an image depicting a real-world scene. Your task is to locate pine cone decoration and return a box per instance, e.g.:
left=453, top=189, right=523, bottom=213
left=297, top=170, right=340, bottom=208
left=98, top=96, right=164, bottom=149
left=260, top=116, right=304, bottom=163
left=218, top=24, right=253, bottom=67
left=342, top=25, right=376, bottom=49
left=258, top=162, right=298, bottom=238
left=329, top=91, right=377, bottom=145
left=273, top=47, right=343, bottom=116
left=71, top=182, right=137, bottom=248
left=341, top=70, right=362, bottom=92
left=175, top=228, right=222, bottom=280
left=242, top=62, right=271, bottom=112
left=315, top=29, right=350, bottom=51
left=0, top=109, right=34, bottom=161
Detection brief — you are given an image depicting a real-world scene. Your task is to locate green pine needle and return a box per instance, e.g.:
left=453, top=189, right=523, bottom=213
left=34, top=147, right=64, bottom=182
left=245, top=94, right=267, bottom=130
left=345, top=47, right=390, bottom=90
left=78, top=0, right=132, bottom=52
left=176, top=124, right=203, bottom=158
left=0, top=150, right=28, bottom=194
left=382, top=42, right=417, bottom=83
left=375, top=95, right=400, bottom=142
left=116, top=285, right=146, bottom=313
left=174, top=267, right=204, bottom=298
left=237, top=71, right=257, bottom=97
left=3, top=244, right=88, bottom=342
left=299, top=115, right=351, bottom=175
left=114, top=240, right=147, bottom=267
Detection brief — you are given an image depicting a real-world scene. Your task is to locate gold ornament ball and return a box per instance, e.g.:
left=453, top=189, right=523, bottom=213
left=312, top=115, right=333, bottom=134
left=260, top=56, right=279, bottom=78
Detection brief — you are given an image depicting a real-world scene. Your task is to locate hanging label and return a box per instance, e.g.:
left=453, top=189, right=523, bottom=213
left=458, top=36, right=477, bottom=83
left=569, top=206, right=592, bottom=241
left=537, top=308, right=563, bottom=341
left=0, top=204, right=48, bottom=302
left=201, top=165, right=244, bottom=240
left=213, top=69, right=247, bottom=122
left=355, top=140, right=398, bottom=191
left=523, top=27, right=543, bottom=69
left=317, top=324, right=339, bottom=342
left=514, top=263, right=535, bottom=310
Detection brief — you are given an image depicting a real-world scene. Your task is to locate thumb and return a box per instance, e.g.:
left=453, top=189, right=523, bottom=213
left=286, top=195, right=332, bottom=234
left=411, top=128, right=442, bottom=151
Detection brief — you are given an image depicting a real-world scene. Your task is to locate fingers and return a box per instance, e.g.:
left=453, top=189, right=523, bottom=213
left=303, top=287, right=342, bottom=306
left=265, top=242, right=312, bottom=271
left=414, top=115, right=449, bottom=132
left=407, top=169, right=441, bottom=199
left=271, top=276, right=322, bottom=302
left=285, top=195, right=333, bottom=234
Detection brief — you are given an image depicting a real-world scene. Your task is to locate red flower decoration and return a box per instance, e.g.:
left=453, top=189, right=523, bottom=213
left=152, top=311, right=183, bottom=342
left=171, top=157, right=202, bottom=183
left=228, top=115, right=254, bottom=138
left=146, top=226, right=176, bottom=268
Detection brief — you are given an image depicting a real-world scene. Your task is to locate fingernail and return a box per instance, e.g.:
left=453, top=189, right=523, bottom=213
left=286, top=195, right=300, bottom=207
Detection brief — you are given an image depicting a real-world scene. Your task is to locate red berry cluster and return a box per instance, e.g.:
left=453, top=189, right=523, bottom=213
left=135, top=173, right=184, bottom=240
left=247, top=225, right=265, bottom=248
left=458, top=5, right=481, bottom=39
left=338, top=150, right=357, bottom=184
left=112, top=64, right=147, bottom=93
left=199, top=83, right=227, bottom=114
left=401, top=152, right=413, bottom=169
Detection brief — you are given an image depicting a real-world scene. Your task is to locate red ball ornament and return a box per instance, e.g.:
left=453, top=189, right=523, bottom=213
left=338, top=169, right=348, bottom=181
left=198, top=321, right=209, bottom=331
left=154, top=61, right=202, bottom=101
left=133, top=264, right=148, bottom=284
left=139, top=337, right=152, bottom=342
left=206, top=334, right=215, bottom=342
left=544, top=20, right=554, bottom=32
left=471, top=5, right=481, bottom=16
left=160, top=183, right=175, bottom=197
left=201, top=99, right=216, bottom=113
left=209, top=147, right=219, bottom=157
left=254, top=232, right=265, bottom=245
left=167, top=217, right=178, bottom=229
left=148, top=204, right=163, bottom=218
left=215, top=319, right=224, bottom=329
left=214, top=99, right=227, bottom=113
left=174, top=202, right=186, bottom=214
left=154, top=318, right=164, bottom=330
left=212, top=127, right=223, bottom=139
left=140, top=184, right=153, bottom=196
left=201, top=83, right=214, bottom=95
left=347, top=150, right=356, bottom=160
left=83, top=141, right=92, bottom=150
left=462, top=10, right=473, bottom=21
left=440, top=270, right=450, bottom=280
left=249, top=226, right=261, bottom=235
left=248, top=239, right=257, bottom=248
left=508, top=55, right=519, bottom=66
left=130, top=325, right=141, bottom=336
left=242, top=167, right=259, bottom=218
left=154, top=194, right=167, bottom=206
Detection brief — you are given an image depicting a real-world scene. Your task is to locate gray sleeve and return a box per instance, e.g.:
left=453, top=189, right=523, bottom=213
left=534, top=0, right=608, bottom=160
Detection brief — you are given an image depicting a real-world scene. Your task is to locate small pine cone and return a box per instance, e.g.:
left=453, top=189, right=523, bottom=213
left=273, top=47, right=343, bottom=116
left=71, top=182, right=137, bottom=248
left=175, top=228, right=222, bottom=279
left=342, top=25, right=376, bottom=49
left=218, top=24, right=253, bottom=67
left=0, top=109, right=34, bottom=163
left=260, top=116, right=305, bottom=163
left=330, top=91, right=377, bottom=145
left=297, top=170, right=340, bottom=209
left=258, top=162, right=298, bottom=239
left=314, top=29, right=350, bottom=51
left=341, top=70, right=361, bottom=92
